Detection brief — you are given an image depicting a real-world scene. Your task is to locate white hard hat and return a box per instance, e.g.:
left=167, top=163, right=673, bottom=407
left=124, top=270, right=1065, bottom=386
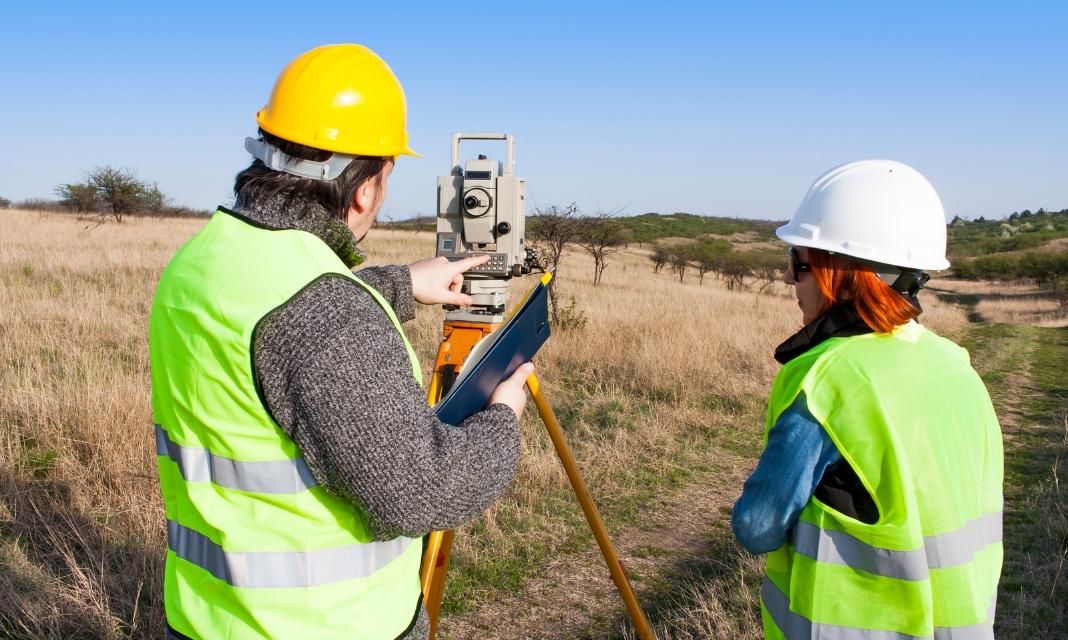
left=776, top=160, right=950, bottom=271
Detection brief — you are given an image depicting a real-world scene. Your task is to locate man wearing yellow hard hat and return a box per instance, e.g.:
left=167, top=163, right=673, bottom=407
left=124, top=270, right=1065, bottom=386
left=149, top=44, right=531, bottom=639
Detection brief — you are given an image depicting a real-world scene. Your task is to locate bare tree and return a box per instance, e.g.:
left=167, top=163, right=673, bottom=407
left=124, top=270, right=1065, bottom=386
left=528, top=203, right=583, bottom=323
left=750, top=252, right=783, bottom=294
left=668, top=245, right=693, bottom=283
left=88, top=165, right=147, bottom=222
left=141, top=182, right=167, bottom=214
left=650, top=243, right=670, bottom=273
left=578, top=212, right=630, bottom=286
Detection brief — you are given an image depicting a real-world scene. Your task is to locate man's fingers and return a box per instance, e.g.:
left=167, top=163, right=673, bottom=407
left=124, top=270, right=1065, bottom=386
left=444, top=291, right=475, bottom=307
left=449, top=254, right=491, bottom=273
left=448, top=273, right=464, bottom=293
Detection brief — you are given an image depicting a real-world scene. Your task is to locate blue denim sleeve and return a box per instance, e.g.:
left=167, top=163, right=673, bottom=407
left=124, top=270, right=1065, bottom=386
left=731, top=394, right=841, bottom=554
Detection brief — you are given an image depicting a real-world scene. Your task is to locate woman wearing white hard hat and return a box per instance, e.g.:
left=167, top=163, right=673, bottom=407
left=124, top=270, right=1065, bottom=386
left=732, top=160, right=1004, bottom=639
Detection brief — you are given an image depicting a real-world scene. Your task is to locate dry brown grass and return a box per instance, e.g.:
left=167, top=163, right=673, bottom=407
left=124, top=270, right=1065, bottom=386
left=1, top=210, right=200, bottom=638
left=0, top=209, right=977, bottom=638
left=930, top=278, right=1068, bottom=328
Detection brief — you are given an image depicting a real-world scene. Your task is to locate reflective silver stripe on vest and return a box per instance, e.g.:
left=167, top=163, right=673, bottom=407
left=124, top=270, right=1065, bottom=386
left=168, top=520, right=415, bottom=588
left=762, top=578, right=919, bottom=639
left=924, top=511, right=1002, bottom=569
left=762, top=579, right=995, bottom=640
left=155, top=424, right=318, bottom=494
left=792, top=511, right=1003, bottom=581
left=794, top=521, right=928, bottom=581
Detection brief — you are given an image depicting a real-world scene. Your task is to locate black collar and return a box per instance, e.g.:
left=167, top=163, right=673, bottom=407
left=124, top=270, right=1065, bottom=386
left=773, top=304, right=874, bottom=364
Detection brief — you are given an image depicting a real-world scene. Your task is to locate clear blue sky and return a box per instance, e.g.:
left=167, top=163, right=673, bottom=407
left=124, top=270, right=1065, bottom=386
left=1, top=1, right=1065, bottom=221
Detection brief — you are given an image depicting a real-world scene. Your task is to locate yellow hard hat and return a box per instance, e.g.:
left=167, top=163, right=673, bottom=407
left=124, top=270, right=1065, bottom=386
left=256, top=44, right=418, bottom=158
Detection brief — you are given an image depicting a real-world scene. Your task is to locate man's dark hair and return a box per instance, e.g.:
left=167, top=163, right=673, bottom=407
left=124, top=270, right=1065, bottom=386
left=233, top=129, right=390, bottom=220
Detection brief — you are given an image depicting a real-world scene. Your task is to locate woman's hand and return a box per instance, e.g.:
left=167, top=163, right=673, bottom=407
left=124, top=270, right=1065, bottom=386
left=489, top=363, right=535, bottom=421
left=409, top=255, right=490, bottom=306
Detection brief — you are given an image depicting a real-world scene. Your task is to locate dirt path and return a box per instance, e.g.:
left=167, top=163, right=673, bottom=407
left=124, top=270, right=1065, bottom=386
left=968, top=324, right=1068, bottom=638
left=439, top=454, right=755, bottom=639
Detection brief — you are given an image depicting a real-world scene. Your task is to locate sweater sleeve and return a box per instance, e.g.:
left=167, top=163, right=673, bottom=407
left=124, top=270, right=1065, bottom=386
left=252, top=275, right=521, bottom=540
left=352, top=264, right=416, bottom=323
left=731, top=394, right=841, bottom=554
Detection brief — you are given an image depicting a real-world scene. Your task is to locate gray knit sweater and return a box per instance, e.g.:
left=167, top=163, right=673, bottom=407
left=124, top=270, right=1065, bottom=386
left=236, top=197, right=521, bottom=639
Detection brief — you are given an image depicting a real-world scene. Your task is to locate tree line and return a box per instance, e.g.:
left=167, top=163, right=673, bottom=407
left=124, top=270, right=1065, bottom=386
left=650, top=241, right=782, bottom=292
left=954, top=251, right=1068, bottom=306
left=526, top=203, right=785, bottom=326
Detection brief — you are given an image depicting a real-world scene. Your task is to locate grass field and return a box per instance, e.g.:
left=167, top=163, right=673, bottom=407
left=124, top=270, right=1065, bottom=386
left=1, top=208, right=1063, bottom=639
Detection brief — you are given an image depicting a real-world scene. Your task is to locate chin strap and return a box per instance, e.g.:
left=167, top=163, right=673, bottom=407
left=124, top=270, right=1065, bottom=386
left=868, top=261, right=930, bottom=297
left=888, top=270, right=931, bottom=297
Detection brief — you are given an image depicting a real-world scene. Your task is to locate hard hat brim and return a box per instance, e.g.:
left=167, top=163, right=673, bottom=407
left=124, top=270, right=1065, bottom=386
left=776, top=226, right=951, bottom=271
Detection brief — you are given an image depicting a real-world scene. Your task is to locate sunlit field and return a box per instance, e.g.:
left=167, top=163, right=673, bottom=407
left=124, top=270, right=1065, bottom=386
left=1, top=209, right=973, bottom=638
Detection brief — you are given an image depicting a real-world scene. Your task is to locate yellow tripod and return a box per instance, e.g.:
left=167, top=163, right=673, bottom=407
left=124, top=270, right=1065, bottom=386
left=419, top=277, right=654, bottom=639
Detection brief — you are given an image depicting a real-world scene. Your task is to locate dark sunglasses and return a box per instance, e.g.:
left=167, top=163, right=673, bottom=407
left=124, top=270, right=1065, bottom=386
left=788, top=247, right=811, bottom=277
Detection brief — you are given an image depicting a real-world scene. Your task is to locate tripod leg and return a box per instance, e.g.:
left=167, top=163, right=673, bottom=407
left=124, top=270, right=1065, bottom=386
left=422, top=529, right=455, bottom=638
left=420, top=321, right=498, bottom=638
left=527, top=373, right=655, bottom=640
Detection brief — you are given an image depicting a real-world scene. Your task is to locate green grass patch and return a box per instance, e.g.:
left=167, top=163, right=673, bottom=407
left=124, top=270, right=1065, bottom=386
left=961, top=324, right=1068, bottom=638
left=440, top=389, right=758, bottom=618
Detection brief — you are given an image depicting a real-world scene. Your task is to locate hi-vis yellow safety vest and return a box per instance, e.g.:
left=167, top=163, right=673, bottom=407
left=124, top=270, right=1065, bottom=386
left=762, top=322, right=1003, bottom=640
left=149, top=209, right=425, bottom=639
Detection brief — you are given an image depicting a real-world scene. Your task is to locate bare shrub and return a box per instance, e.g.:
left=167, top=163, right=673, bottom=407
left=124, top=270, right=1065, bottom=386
left=669, top=245, right=693, bottom=283
left=577, top=212, right=630, bottom=286
left=553, top=295, right=589, bottom=332
left=715, top=252, right=752, bottom=291
left=650, top=243, right=670, bottom=273
left=528, top=203, right=583, bottom=322
left=88, top=166, right=148, bottom=222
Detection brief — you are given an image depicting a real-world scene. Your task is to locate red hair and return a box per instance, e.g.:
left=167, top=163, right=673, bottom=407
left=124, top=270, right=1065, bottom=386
left=808, top=250, right=920, bottom=333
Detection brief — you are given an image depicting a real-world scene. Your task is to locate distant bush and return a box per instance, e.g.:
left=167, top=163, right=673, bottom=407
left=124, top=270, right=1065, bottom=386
left=13, top=198, right=64, bottom=212
left=694, top=239, right=730, bottom=285
left=55, top=182, right=99, bottom=213
left=0, top=196, right=11, bottom=209
left=156, top=205, right=213, bottom=218
left=955, top=250, right=1068, bottom=307
left=650, top=243, right=671, bottom=273
left=954, top=251, right=1068, bottom=283
left=554, top=296, right=589, bottom=332
left=655, top=238, right=782, bottom=293
left=55, top=164, right=178, bottom=223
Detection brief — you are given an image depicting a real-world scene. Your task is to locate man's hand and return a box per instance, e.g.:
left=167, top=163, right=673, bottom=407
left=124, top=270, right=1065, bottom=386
left=410, top=255, right=490, bottom=306
left=490, top=363, right=534, bottom=421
